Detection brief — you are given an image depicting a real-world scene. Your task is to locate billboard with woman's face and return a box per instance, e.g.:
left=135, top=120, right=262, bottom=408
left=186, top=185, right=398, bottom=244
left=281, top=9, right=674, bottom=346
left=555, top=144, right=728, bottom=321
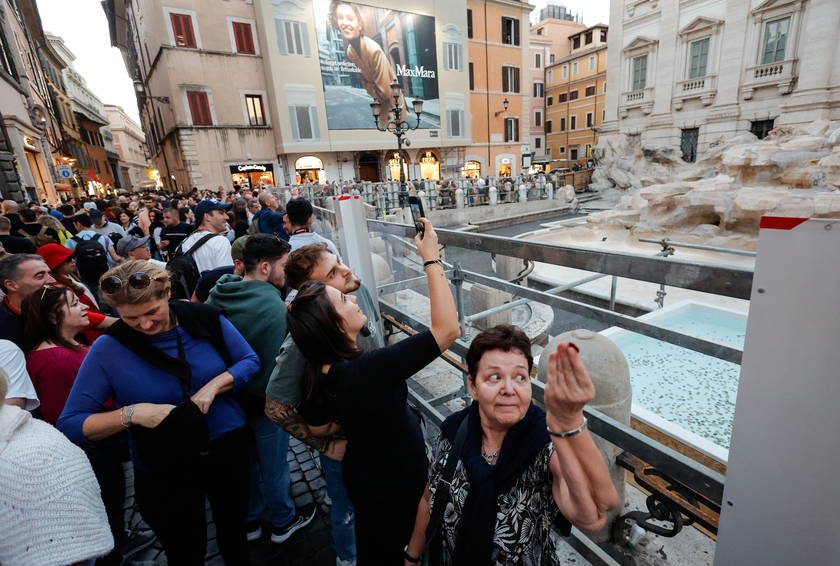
left=314, top=0, right=440, bottom=130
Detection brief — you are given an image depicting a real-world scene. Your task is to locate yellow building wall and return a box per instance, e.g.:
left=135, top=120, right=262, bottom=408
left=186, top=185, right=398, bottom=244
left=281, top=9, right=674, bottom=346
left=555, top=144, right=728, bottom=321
left=545, top=47, right=606, bottom=168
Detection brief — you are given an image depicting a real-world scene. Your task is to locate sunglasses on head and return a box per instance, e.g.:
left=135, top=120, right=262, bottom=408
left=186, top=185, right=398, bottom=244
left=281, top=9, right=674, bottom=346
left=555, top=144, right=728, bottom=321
left=101, top=272, right=162, bottom=295
left=40, top=283, right=59, bottom=300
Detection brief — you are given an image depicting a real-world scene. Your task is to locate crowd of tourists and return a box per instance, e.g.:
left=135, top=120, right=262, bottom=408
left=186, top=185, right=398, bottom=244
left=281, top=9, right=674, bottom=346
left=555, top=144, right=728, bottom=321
left=0, top=184, right=617, bottom=566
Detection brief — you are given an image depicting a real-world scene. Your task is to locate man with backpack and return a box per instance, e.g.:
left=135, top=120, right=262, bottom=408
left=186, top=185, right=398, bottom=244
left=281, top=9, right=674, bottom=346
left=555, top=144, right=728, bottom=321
left=248, top=192, right=288, bottom=241
left=167, top=199, right=232, bottom=300
left=17, top=208, right=59, bottom=246
left=64, top=214, right=120, bottom=295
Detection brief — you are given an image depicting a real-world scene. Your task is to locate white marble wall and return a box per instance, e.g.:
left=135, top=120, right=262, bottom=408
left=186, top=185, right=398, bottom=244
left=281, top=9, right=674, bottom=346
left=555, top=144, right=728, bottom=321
left=601, top=0, right=840, bottom=155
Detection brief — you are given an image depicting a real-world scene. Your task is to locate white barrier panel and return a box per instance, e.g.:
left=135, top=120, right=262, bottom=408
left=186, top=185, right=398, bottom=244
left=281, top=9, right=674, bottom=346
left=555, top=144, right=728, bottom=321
left=715, top=217, right=840, bottom=565
left=332, top=195, right=382, bottom=338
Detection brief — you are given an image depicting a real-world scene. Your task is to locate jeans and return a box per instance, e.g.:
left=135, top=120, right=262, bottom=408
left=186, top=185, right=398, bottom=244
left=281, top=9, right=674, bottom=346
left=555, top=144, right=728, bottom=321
left=134, top=428, right=250, bottom=566
left=246, top=416, right=295, bottom=527
left=320, top=454, right=357, bottom=562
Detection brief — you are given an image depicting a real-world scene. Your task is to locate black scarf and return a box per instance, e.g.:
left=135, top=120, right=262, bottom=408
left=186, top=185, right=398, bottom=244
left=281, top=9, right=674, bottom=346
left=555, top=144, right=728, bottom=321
left=439, top=401, right=549, bottom=566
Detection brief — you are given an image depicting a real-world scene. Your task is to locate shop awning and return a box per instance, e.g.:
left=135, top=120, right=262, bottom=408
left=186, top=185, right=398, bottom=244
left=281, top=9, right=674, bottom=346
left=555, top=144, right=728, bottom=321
left=54, top=183, right=73, bottom=192
left=532, top=155, right=551, bottom=164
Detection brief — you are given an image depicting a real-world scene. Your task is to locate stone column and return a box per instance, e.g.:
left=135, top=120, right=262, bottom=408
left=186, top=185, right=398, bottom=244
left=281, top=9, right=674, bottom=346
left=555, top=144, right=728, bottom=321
left=518, top=185, right=527, bottom=203
left=489, top=186, right=498, bottom=206
left=470, top=284, right=512, bottom=330
left=537, top=329, right=632, bottom=543
left=455, top=188, right=465, bottom=209
left=546, top=182, right=553, bottom=200
left=419, top=190, right=430, bottom=213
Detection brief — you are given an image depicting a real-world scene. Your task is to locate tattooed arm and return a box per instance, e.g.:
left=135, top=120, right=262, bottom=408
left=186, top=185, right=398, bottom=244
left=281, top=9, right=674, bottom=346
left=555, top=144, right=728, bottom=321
left=265, top=399, right=346, bottom=461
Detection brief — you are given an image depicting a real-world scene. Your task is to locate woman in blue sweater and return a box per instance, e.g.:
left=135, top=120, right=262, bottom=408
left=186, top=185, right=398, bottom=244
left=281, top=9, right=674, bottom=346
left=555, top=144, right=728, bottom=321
left=58, top=260, right=259, bottom=566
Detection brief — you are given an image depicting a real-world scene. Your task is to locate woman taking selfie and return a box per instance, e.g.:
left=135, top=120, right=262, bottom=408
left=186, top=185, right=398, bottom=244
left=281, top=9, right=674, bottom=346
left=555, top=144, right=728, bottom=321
left=58, top=260, right=259, bottom=566
left=285, top=218, right=459, bottom=563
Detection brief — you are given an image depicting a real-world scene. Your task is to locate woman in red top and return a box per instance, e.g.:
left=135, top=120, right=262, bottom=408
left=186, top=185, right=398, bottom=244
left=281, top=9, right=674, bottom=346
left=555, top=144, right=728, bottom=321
left=21, top=286, right=90, bottom=426
left=37, top=243, right=106, bottom=343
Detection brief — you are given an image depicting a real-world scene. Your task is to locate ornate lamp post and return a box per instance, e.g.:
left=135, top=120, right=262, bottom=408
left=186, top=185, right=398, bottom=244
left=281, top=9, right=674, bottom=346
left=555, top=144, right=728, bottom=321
left=370, top=80, right=424, bottom=208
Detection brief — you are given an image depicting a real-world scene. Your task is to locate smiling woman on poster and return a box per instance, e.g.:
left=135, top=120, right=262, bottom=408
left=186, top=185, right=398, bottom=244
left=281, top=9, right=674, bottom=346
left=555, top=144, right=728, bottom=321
left=329, top=0, right=402, bottom=127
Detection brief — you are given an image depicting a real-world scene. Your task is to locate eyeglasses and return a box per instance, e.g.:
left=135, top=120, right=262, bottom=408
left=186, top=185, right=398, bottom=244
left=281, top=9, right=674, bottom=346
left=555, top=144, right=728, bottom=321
left=41, top=284, right=58, bottom=300
left=64, top=255, right=75, bottom=263
left=101, top=272, right=162, bottom=295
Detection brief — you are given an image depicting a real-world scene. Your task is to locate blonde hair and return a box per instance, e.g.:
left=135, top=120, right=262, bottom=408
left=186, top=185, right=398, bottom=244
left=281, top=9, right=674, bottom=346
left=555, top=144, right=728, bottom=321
left=99, top=260, right=171, bottom=308
left=38, top=215, right=66, bottom=233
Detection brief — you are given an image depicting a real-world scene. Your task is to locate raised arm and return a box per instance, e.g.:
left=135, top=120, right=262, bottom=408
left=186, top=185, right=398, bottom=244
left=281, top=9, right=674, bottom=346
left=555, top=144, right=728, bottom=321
left=415, top=218, right=460, bottom=352
left=545, top=342, right=619, bottom=531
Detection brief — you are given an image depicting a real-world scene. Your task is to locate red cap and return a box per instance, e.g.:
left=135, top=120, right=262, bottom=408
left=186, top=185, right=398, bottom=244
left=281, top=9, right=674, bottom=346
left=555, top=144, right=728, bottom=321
left=37, top=243, right=74, bottom=271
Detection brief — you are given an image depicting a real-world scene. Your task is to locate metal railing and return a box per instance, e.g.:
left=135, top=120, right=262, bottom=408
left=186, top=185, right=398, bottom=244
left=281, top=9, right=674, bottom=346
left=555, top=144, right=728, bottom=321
left=278, top=169, right=594, bottom=217
left=366, top=219, right=747, bottom=563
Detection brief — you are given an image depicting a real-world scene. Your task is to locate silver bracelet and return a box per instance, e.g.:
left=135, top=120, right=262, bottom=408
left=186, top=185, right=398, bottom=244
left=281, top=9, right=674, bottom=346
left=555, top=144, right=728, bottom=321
left=547, top=416, right=587, bottom=438
left=120, top=405, right=134, bottom=428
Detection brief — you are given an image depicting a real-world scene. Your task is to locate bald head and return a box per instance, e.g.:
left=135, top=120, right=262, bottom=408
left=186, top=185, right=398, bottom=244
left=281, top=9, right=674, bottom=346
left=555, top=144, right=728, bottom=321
left=2, top=200, right=19, bottom=214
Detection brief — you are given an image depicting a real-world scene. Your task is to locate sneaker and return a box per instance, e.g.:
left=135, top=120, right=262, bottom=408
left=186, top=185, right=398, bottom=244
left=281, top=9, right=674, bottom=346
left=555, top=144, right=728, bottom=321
left=246, top=520, right=262, bottom=542
left=271, top=503, right=316, bottom=543
left=121, top=529, right=157, bottom=558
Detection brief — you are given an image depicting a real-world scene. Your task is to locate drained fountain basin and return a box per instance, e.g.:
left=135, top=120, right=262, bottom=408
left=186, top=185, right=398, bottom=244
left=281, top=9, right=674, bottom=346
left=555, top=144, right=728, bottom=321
left=601, top=300, right=747, bottom=464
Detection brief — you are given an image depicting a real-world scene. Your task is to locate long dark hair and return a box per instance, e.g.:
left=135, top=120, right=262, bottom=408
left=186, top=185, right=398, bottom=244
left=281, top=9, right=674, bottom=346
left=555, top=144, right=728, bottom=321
left=286, top=281, right=361, bottom=396
left=21, top=286, right=84, bottom=354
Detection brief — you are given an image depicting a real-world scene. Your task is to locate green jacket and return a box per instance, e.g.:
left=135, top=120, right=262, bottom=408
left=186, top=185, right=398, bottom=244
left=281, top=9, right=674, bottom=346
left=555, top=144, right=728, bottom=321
left=206, top=274, right=286, bottom=397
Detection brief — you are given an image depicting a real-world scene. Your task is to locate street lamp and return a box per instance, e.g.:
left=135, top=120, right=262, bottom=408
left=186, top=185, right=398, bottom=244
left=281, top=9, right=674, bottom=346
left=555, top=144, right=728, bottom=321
left=494, top=98, right=510, bottom=117
left=371, top=80, right=423, bottom=208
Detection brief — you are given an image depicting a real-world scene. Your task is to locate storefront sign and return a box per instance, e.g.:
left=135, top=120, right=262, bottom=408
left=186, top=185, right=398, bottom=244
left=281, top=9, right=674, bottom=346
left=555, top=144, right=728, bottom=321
left=22, top=136, right=37, bottom=151
left=420, top=152, right=438, bottom=164
left=230, top=163, right=273, bottom=174
left=294, top=156, right=323, bottom=171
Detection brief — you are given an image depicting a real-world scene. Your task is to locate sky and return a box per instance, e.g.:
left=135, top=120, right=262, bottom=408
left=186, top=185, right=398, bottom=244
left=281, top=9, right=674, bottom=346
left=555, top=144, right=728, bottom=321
left=32, top=0, right=611, bottom=127
left=35, top=0, right=140, bottom=122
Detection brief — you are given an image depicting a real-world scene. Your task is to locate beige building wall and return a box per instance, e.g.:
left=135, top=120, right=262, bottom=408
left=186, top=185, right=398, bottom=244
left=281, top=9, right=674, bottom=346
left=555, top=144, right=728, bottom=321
left=528, top=17, right=587, bottom=171
left=104, top=104, right=153, bottom=192
left=466, top=0, right=534, bottom=178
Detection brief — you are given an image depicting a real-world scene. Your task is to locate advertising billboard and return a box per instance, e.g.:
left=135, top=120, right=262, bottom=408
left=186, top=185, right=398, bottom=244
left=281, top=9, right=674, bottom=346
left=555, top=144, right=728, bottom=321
left=313, top=0, right=440, bottom=130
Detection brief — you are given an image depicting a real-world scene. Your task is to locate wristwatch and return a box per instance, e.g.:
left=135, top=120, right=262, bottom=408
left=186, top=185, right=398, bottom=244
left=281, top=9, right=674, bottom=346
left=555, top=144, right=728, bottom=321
left=403, top=545, right=422, bottom=564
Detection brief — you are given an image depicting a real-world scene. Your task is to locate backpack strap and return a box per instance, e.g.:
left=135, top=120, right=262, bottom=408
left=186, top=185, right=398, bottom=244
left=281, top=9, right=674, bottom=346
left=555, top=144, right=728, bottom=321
left=38, top=226, right=47, bottom=236
left=181, top=233, right=218, bottom=256
left=17, top=229, right=35, bottom=244
left=425, top=414, right=470, bottom=545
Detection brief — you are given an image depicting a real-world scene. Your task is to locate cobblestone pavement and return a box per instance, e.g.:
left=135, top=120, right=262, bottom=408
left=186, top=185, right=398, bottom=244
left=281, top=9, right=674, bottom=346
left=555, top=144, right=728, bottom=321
left=127, top=437, right=339, bottom=566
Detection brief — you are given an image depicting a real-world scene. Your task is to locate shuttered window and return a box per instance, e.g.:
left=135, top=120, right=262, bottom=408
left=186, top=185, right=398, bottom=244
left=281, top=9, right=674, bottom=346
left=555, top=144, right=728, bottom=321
left=469, top=62, right=474, bottom=90
left=170, top=13, right=196, bottom=48
left=233, top=22, right=255, bottom=54
left=502, top=66, right=519, bottom=93
left=585, top=85, right=595, bottom=97
left=467, top=10, right=473, bottom=39
left=187, top=91, right=212, bottom=125
left=246, top=95, right=265, bottom=126
left=502, top=17, right=520, bottom=46
left=504, top=117, right=519, bottom=142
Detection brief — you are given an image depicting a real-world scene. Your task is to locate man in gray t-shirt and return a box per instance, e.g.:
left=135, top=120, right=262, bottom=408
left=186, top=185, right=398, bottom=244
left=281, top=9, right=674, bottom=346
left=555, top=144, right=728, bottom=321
left=264, top=242, right=382, bottom=566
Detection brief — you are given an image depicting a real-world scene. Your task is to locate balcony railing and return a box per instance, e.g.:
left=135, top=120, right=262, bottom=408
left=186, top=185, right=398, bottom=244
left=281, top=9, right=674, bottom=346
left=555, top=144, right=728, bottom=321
left=674, top=75, right=717, bottom=109
left=742, top=58, right=798, bottom=99
left=620, top=87, right=654, bottom=117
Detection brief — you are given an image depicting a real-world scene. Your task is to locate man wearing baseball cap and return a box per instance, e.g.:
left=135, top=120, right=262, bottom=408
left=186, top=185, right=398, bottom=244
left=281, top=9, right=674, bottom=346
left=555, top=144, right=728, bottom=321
left=116, top=235, right=167, bottom=269
left=90, top=208, right=127, bottom=241
left=178, top=198, right=233, bottom=274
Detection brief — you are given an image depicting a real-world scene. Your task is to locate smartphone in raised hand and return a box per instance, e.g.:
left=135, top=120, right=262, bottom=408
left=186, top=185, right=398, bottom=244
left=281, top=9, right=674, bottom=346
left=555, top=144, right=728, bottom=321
left=408, top=196, right=425, bottom=239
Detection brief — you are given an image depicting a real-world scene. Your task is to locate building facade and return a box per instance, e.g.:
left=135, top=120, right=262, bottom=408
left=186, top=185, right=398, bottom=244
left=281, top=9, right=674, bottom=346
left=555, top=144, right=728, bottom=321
left=52, top=36, right=116, bottom=195
left=528, top=7, right=586, bottom=171
left=464, top=0, right=534, bottom=178
left=106, top=0, right=474, bottom=191
left=105, top=104, right=153, bottom=192
left=600, top=0, right=840, bottom=161
left=545, top=24, right=607, bottom=169
left=0, top=0, right=64, bottom=204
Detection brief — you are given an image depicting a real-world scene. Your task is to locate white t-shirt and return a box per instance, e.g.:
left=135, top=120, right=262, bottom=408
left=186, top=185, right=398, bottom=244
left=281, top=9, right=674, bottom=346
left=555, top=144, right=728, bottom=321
left=180, top=231, right=233, bottom=274
left=288, top=231, right=340, bottom=257
left=0, top=340, right=39, bottom=411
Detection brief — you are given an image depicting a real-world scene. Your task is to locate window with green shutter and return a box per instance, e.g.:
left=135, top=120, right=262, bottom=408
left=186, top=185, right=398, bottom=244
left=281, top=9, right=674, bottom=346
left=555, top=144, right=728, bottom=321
left=689, top=38, right=709, bottom=79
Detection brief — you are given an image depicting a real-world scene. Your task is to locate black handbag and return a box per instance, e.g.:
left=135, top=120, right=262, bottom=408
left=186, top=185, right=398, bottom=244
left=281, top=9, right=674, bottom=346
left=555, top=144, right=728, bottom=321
left=108, top=317, right=210, bottom=472
left=133, top=328, right=209, bottom=471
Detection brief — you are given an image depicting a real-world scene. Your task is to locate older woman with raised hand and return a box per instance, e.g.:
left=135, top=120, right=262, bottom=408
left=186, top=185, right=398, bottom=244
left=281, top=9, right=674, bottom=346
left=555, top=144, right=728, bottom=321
left=404, top=325, right=619, bottom=566
left=285, top=217, right=460, bottom=564
left=58, top=260, right=260, bottom=566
